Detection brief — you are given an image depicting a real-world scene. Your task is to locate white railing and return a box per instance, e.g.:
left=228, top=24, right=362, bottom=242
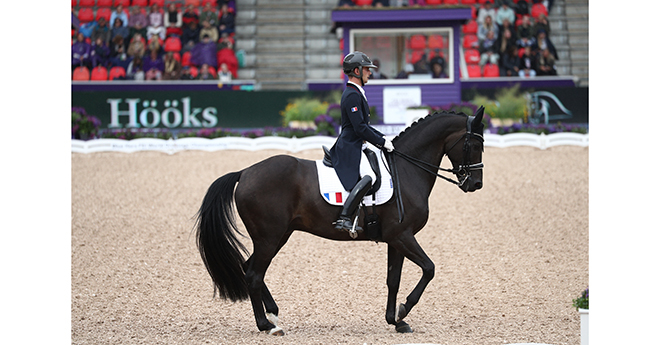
left=71, top=132, right=588, bottom=154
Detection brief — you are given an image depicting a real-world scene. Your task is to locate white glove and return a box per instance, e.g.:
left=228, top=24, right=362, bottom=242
left=383, top=138, right=395, bottom=152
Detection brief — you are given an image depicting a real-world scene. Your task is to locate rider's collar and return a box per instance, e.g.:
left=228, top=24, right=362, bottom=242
left=347, top=81, right=368, bottom=102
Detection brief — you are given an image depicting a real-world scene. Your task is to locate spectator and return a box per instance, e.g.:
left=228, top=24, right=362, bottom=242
left=199, top=19, right=219, bottom=43
left=518, top=46, right=537, bottom=77
left=495, top=2, right=515, bottom=27
left=143, top=49, right=164, bottom=80
left=499, top=45, right=519, bottom=76
left=127, top=33, right=146, bottom=58
left=536, top=48, right=557, bottom=76
left=129, top=20, right=147, bottom=42
left=72, top=32, right=92, bottom=71
left=164, top=3, right=183, bottom=37
left=515, top=0, right=530, bottom=18
left=91, top=17, right=111, bottom=45
left=126, top=56, right=144, bottom=80
left=532, top=13, right=551, bottom=36
left=180, top=66, right=195, bottom=80
left=147, top=4, right=166, bottom=41
left=498, top=18, right=517, bottom=42
left=218, top=3, right=235, bottom=36
left=111, top=18, right=130, bottom=42
left=199, top=2, right=218, bottom=27
left=516, top=15, right=535, bottom=48
left=395, top=63, right=414, bottom=79
left=430, top=53, right=446, bottom=72
left=496, top=27, right=516, bottom=61
left=181, top=19, right=200, bottom=52
left=370, top=59, right=388, bottom=79
left=478, top=30, right=499, bottom=67
left=218, top=62, right=233, bottom=83
left=216, top=36, right=238, bottom=77
left=531, top=29, right=557, bottom=60
left=91, top=37, right=111, bottom=68
left=196, top=63, right=214, bottom=80
left=162, top=51, right=182, bottom=80
left=182, top=4, right=199, bottom=28
left=79, top=20, right=97, bottom=39
left=147, top=35, right=162, bottom=56
left=109, top=35, right=126, bottom=58
left=128, top=6, right=148, bottom=30
left=412, top=54, right=429, bottom=74
left=430, top=61, right=447, bottom=78
left=477, top=15, right=499, bottom=42
left=191, top=34, right=218, bottom=68
left=109, top=44, right=132, bottom=71
left=110, top=5, right=129, bottom=28
left=477, top=1, right=497, bottom=25
left=373, top=0, right=390, bottom=6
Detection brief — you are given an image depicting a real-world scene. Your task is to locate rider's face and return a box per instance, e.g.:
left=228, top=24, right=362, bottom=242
left=362, top=67, right=371, bottom=84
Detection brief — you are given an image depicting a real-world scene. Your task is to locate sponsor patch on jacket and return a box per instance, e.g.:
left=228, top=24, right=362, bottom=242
left=351, top=106, right=358, bottom=112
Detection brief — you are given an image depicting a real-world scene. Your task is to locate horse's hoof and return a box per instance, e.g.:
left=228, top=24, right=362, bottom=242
left=266, top=313, right=279, bottom=327
left=395, top=321, right=413, bottom=333
left=268, top=326, right=285, bottom=336
left=395, top=303, right=407, bottom=323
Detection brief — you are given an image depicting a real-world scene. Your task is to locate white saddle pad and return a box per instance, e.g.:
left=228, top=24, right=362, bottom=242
left=316, top=147, right=393, bottom=206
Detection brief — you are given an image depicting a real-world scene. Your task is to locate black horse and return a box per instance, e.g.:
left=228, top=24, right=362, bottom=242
left=195, top=108, right=485, bottom=335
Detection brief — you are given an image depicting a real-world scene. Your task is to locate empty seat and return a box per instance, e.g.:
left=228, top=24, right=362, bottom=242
left=444, top=0, right=459, bottom=4
left=462, top=34, right=478, bottom=49
left=461, top=0, right=477, bottom=4
left=114, top=0, right=131, bottom=6
left=426, top=0, right=442, bottom=4
left=164, top=36, right=182, bottom=52
left=467, top=64, right=481, bottom=78
left=132, top=0, right=149, bottom=6
left=354, top=0, right=373, bottom=5
left=96, top=7, right=113, bottom=21
left=79, top=0, right=95, bottom=7
left=90, top=66, right=108, bottom=80
left=531, top=3, right=548, bottom=19
left=427, top=34, right=445, bottom=49
left=184, top=0, right=200, bottom=6
left=77, top=8, right=94, bottom=23
left=464, top=48, right=480, bottom=64
left=181, top=51, right=192, bottom=66
left=108, top=66, right=126, bottom=80
left=72, top=66, right=90, bottom=80
left=483, top=63, right=499, bottom=77
left=97, top=0, right=113, bottom=6
left=409, top=34, right=426, bottom=50
left=189, top=66, right=199, bottom=78
left=462, top=20, right=478, bottom=35
left=149, top=0, right=165, bottom=6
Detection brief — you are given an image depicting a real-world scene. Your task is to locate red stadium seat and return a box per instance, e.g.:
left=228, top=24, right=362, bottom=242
left=149, top=0, right=165, bottom=6
left=462, top=34, right=478, bottom=49
left=72, top=0, right=78, bottom=7
left=462, top=20, right=478, bottom=35
left=132, top=0, right=149, bottom=6
left=172, top=52, right=181, bottom=62
left=201, top=0, right=217, bottom=6
left=531, top=4, right=548, bottom=19
left=184, top=0, right=200, bottom=6
left=467, top=64, right=481, bottom=78
left=181, top=51, right=192, bottom=66
left=164, top=36, right=182, bottom=52
left=108, top=66, right=126, bottom=80
left=426, top=0, right=442, bottom=5
left=354, top=0, right=373, bottom=5
left=208, top=66, right=217, bottom=78
left=428, top=34, right=445, bottom=49
left=90, top=66, right=108, bottom=80
left=189, top=66, right=199, bottom=78
left=79, top=0, right=95, bottom=7
left=444, top=0, right=459, bottom=5
left=483, top=63, right=499, bottom=77
left=97, top=0, right=113, bottom=6
left=461, top=0, right=477, bottom=4
left=114, top=0, right=131, bottom=6
left=96, top=7, right=113, bottom=21
left=409, top=34, right=426, bottom=50
left=72, top=67, right=90, bottom=80
left=407, top=50, right=425, bottom=64
left=464, top=48, right=480, bottom=65
left=77, top=8, right=94, bottom=23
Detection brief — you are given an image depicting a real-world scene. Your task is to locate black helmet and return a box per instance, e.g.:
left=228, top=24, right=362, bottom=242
left=343, top=51, right=377, bottom=78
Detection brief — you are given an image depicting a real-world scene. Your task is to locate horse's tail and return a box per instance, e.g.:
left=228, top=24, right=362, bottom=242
left=195, top=170, right=249, bottom=301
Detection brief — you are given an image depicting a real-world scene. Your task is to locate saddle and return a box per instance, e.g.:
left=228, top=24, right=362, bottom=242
left=322, top=146, right=382, bottom=196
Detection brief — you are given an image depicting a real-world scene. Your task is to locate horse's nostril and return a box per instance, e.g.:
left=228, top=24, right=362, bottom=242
left=474, top=181, right=483, bottom=189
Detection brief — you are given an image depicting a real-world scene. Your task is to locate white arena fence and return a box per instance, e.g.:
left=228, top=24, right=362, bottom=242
left=71, top=133, right=588, bottom=154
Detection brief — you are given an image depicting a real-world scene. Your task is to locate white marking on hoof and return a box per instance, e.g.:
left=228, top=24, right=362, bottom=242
left=268, top=326, right=284, bottom=336
left=266, top=312, right=279, bottom=327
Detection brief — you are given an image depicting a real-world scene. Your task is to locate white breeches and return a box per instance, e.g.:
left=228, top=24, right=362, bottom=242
left=359, top=150, right=376, bottom=181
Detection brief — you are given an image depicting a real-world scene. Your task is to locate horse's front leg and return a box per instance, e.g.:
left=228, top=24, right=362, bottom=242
left=387, top=230, right=435, bottom=333
left=385, top=244, right=413, bottom=333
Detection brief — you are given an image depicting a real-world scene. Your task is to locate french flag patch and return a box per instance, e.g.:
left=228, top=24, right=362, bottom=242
left=351, top=106, right=358, bottom=112
left=323, top=192, right=344, bottom=204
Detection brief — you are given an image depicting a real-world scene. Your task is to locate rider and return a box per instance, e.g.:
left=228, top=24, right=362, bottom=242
left=330, top=51, right=395, bottom=232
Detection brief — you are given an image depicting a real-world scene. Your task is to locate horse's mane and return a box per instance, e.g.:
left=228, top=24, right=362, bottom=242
left=392, top=110, right=469, bottom=143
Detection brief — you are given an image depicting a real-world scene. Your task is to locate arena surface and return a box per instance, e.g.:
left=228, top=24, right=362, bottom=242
left=71, top=146, right=588, bottom=345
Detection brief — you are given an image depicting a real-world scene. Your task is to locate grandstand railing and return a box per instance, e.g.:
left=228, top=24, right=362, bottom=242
left=71, top=132, right=589, bottom=154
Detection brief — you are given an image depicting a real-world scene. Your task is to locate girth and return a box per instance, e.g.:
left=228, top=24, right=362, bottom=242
left=322, top=146, right=382, bottom=196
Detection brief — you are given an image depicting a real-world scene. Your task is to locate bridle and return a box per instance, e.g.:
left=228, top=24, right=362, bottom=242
left=390, top=115, right=484, bottom=188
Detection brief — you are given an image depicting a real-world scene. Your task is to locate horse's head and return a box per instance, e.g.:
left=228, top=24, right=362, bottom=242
left=445, top=106, right=485, bottom=193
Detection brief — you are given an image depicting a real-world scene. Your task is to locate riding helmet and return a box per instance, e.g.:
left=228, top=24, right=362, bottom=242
left=343, top=51, right=378, bottom=78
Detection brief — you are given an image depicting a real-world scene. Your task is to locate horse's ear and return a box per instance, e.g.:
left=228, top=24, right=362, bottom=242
left=472, top=106, right=485, bottom=131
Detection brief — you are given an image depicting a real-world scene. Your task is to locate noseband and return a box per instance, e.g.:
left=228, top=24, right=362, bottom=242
left=391, top=115, right=484, bottom=188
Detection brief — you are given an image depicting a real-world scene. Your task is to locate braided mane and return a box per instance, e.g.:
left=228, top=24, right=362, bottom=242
left=392, top=110, right=469, bottom=143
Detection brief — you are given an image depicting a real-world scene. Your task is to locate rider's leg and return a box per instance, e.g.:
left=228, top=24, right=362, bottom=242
left=334, top=151, right=376, bottom=231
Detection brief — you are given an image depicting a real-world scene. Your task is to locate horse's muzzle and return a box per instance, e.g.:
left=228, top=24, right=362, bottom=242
left=459, top=176, right=483, bottom=193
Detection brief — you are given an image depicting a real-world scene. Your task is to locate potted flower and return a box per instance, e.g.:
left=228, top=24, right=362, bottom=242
left=72, top=107, right=102, bottom=140
left=573, top=287, right=589, bottom=345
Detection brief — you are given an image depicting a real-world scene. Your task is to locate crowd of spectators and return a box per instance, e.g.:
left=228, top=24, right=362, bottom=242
left=72, top=0, right=238, bottom=82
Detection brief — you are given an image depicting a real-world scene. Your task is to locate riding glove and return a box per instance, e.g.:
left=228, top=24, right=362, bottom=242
left=383, top=138, right=395, bottom=152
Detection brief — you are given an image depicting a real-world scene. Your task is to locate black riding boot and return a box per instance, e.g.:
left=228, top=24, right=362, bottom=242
left=334, top=176, right=373, bottom=231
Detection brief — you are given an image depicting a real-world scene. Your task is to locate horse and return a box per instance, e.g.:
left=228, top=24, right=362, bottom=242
left=195, top=107, right=485, bottom=335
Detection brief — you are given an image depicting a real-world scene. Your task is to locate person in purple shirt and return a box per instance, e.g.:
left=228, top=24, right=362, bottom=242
left=72, top=32, right=92, bottom=71
left=90, top=37, right=111, bottom=68
left=190, top=34, right=218, bottom=68
left=142, top=49, right=164, bottom=80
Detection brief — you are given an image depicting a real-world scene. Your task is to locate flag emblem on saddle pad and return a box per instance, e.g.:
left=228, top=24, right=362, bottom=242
left=351, top=106, right=358, bottom=112
left=323, top=192, right=344, bottom=204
